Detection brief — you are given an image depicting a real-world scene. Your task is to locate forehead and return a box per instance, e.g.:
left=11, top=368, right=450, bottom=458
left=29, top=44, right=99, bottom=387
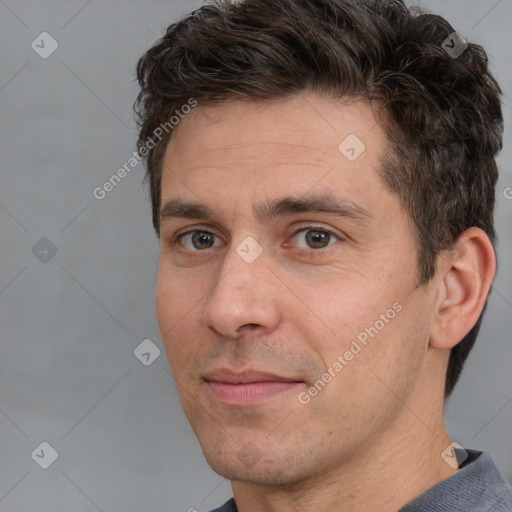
left=160, top=93, right=392, bottom=220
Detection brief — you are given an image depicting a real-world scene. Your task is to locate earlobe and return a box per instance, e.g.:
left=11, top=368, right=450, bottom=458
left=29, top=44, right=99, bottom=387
left=429, top=228, right=496, bottom=350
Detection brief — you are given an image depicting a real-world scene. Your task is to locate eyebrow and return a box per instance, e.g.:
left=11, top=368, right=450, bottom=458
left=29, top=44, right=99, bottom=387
left=159, top=194, right=372, bottom=225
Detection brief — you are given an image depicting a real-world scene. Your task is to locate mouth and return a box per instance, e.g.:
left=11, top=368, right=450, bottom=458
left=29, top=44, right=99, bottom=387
left=203, top=368, right=303, bottom=406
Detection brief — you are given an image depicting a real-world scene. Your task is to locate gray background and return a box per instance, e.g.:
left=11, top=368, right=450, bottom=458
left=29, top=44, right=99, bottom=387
left=0, top=0, right=511, bottom=511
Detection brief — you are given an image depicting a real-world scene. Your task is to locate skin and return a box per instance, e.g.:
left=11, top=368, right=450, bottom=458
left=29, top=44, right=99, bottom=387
left=155, top=93, right=495, bottom=511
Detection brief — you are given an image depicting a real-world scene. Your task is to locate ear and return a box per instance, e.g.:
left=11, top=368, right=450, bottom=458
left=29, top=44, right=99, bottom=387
left=429, top=228, right=496, bottom=350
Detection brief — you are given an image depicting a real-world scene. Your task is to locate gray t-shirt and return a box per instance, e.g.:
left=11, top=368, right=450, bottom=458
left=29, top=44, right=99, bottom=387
left=209, top=450, right=512, bottom=511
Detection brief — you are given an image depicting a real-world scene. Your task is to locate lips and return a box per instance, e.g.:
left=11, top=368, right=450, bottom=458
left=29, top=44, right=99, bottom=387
left=204, top=368, right=303, bottom=406
left=204, top=368, right=299, bottom=384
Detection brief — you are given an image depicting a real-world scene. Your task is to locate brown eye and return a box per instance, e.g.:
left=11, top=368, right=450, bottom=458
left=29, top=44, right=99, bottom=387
left=178, top=231, right=222, bottom=251
left=291, top=227, right=341, bottom=250
left=305, top=230, right=331, bottom=248
left=192, top=232, right=215, bottom=249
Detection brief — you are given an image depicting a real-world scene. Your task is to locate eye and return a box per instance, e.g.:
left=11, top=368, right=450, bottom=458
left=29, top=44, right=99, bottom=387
left=290, top=227, right=342, bottom=250
left=176, top=230, right=223, bottom=251
left=171, top=225, right=342, bottom=254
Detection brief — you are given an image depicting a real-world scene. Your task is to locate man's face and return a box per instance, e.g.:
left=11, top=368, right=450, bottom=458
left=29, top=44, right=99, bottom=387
left=156, top=93, right=438, bottom=484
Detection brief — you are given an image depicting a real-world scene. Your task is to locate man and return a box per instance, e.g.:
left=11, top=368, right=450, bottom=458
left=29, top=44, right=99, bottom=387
left=134, top=0, right=512, bottom=510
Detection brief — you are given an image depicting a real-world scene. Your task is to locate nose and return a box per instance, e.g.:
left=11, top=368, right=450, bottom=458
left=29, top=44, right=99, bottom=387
left=202, top=242, right=281, bottom=339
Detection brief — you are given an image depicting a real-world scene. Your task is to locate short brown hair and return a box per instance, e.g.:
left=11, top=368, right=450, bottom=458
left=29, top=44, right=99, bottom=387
left=135, top=0, right=503, bottom=396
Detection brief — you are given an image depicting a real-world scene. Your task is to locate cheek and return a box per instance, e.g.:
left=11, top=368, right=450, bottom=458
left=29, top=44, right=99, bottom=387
left=351, top=293, right=431, bottom=408
left=291, top=269, right=419, bottom=398
left=155, top=272, right=199, bottom=368
left=293, top=278, right=397, bottom=354
left=155, top=276, right=174, bottom=333
left=155, top=259, right=204, bottom=324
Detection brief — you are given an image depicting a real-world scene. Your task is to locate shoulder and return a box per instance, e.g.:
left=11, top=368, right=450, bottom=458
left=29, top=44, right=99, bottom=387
left=208, top=498, right=238, bottom=512
left=400, top=450, right=512, bottom=511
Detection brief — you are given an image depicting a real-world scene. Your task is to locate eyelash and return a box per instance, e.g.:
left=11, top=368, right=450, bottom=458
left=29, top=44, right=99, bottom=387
left=170, top=224, right=343, bottom=256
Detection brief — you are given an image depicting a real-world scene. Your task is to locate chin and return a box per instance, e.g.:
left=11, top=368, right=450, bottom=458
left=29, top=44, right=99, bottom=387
left=200, top=439, right=320, bottom=486
left=205, top=456, right=297, bottom=485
